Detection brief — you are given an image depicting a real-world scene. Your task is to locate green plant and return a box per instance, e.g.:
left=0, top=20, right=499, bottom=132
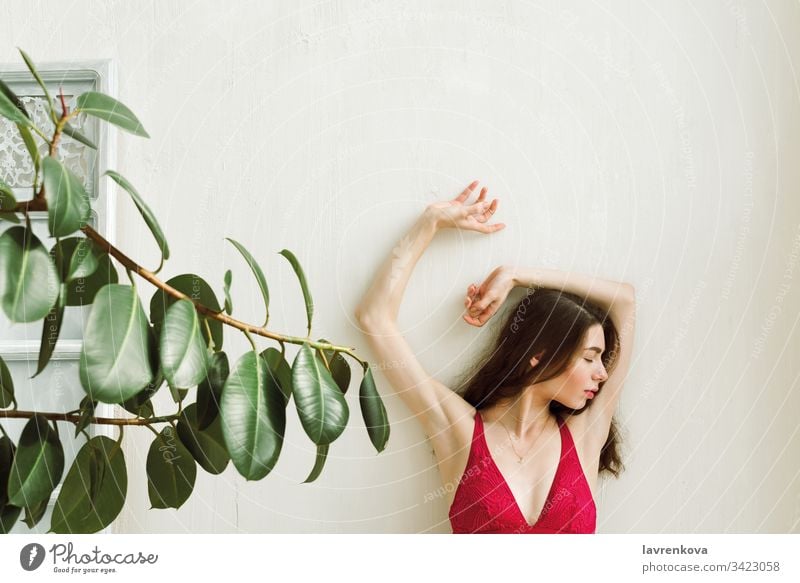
left=0, top=49, right=389, bottom=534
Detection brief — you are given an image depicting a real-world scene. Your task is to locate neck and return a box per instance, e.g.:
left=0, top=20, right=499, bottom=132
left=485, top=388, right=553, bottom=439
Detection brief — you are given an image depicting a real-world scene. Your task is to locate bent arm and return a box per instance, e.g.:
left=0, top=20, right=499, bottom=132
left=511, top=267, right=636, bottom=444
left=510, top=267, right=635, bottom=319
left=353, top=210, right=475, bottom=436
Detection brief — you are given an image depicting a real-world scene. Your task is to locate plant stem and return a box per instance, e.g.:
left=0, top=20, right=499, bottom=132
left=0, top=409, right=180, bottom=427
left=78, top=224, right=367, bottom=367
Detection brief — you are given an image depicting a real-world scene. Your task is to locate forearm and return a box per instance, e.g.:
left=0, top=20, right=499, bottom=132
left=511, top=266, right=635, bottom=314
left=355, top=211, right=439, bottom=325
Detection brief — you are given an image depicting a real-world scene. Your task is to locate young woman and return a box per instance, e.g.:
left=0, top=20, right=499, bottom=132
left=354, top=180, right=636, bottom=534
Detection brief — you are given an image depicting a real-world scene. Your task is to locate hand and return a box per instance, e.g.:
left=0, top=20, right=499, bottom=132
left=463, top=265, right=517, bottom=327
left=425, top=180, right=506, bottom=234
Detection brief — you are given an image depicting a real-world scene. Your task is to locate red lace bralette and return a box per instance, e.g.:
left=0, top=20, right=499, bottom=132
left=448, top=410, right=596, bottom=534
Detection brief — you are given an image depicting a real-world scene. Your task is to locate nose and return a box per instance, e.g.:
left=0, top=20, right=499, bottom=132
left=594, top=363, right=608, bottom=382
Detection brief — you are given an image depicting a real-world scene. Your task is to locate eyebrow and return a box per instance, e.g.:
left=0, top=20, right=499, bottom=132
left=584, top=347, right=604, bottom=354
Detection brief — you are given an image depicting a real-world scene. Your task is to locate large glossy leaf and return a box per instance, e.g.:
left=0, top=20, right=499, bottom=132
left=123, top=326, right=163, bottom=416
left=51, top=237, right=100, bottom=283
left=146, top=427, right=196, bottom=509
left=292, top=343, right=349, bottom=445
left=0, top=435, right=16, bottom=505
left=316, top=337, right=351, bottom=394
left=0, top=180, right=19, bottom=224
left=79, top=284, right=153, bottom=404
left=62, top=123, right=97, bottom=149
left=42, top=156, right=91, bottom=237
left=17, top=48, right=55, bottom=123
left=176, top=403, right=230, bottom=475
left=17, top=124, right=40, bottom=175
left=0, top=226, right=59, bottom=322
left=0, top=355, right=14, bottom=408
left=221, top=351, right=285, bottom=480
left=0, top=505, right=21, bottom=533
left=196, top=351, right=229, bottom=430
left=64, top=251, right=118, bottom=306
left=259, top=347, right=292, bottom=408
left=359, top=367, right=390, bottom=453
left=226, top=237, right=269, bottom=326
left=105, top=171, right=169, bottom=262
left=7, top=415, right=64, bottom=508
left=278, top=249, right=314, bottom=335
left=50, top=436, right=127, bottom=533
left=159, top=298, right=208, bottom=390
left=120, top=326, right=161, bottom=418
left=33, top=296, right=64, bottom=378
left=0, top=435, right=21, bottom=533
left=0, top=79, right=29, bottom=118
left=150, top=274, right=223, bottom=350
left=75, top=91, right=149, bottom=137
left=0, top=79, right=31, bottom=126
left=22, top=498, right=49, bottom=529
left=303, top=443, right=330, bottom=484
left=302, top=444, right=329, bottom=484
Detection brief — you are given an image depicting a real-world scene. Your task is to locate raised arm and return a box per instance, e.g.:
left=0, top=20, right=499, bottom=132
left=522, top=269, right=635, bottom=443
left=354, top=181, right=505, bottom=436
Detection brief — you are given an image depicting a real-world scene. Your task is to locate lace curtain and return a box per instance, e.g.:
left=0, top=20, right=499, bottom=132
left=0, top=95, right=94, bottom=196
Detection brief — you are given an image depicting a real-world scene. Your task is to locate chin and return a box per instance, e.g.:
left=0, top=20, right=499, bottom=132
left=552, top=397, right=587, bottom=410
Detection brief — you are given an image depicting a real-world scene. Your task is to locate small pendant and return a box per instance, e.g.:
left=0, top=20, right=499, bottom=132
left=516, top=457, right=523, bottom=464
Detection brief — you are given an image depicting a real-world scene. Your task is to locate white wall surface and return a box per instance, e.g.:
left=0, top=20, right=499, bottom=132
left=2, top=0, right=799, bottom=533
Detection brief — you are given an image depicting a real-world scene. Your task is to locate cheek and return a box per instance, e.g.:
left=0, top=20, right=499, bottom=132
left=566, top=363, right=591, bottom=384
left=564, top=367, right=583, bottom=385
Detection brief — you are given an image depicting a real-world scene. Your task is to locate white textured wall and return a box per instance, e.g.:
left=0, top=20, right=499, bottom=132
left=3, top=0, right=799, bottom=533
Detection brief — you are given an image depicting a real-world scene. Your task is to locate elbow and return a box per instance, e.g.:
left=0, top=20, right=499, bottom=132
left=354, top=306, right=392, bottom=331
left=354, top=305, right=378, bottom=329
left=622, top=282, right=636, bottom=305
left=354, top=305, right=370, bottom=327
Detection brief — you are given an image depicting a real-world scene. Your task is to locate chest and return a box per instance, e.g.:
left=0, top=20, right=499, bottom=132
left=439, top=419, right=598, bottom=523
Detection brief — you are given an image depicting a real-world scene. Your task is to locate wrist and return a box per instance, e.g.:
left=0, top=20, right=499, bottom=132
left=507, top=266, right=541, bottom=290
left=420, top=207, right=442, bottom=233
left=505, top=265, right=521, bottom=287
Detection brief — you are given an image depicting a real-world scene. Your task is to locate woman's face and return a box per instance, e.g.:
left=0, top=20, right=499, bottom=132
left=552, top=324, right=609, bottom=409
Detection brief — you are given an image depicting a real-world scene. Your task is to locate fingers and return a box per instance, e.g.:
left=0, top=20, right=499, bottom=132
left=480, top=201, right=506, bottom=233
left=455, top=180, right=479, bottom=203
left=463, top=301, right=498, bottom=327
left=469, top=296, right=491, bottom=315
left=476, top=198, right=498, bottom=222
left=484, top=222, right=506, bottom=233
left=469, top=197, right=502, bottom=227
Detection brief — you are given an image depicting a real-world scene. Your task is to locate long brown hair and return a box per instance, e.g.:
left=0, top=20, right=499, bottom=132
left=454, top=287, right=625, bottom=478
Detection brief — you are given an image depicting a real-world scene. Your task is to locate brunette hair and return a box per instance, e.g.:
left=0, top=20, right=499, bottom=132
left=454, top=287, right=625, bottom=478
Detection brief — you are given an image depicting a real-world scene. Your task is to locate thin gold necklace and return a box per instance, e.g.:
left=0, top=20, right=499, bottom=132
left=496, top=414, right=550, bottom=464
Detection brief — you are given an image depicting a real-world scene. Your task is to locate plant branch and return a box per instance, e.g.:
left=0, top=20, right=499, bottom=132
left=79, top=223, right=367, bottom=366
left=0, top=408, right=179, bottom=426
